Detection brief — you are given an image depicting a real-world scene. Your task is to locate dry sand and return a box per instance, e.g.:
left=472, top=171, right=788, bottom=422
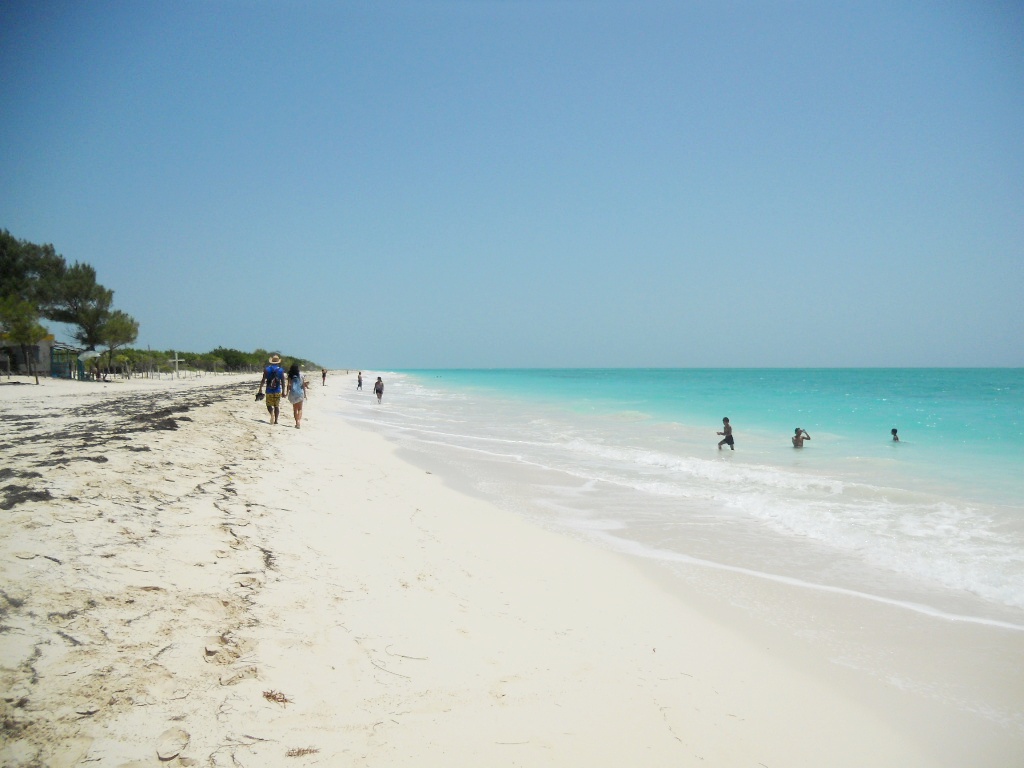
left=0, top=373, right=947, bottom=765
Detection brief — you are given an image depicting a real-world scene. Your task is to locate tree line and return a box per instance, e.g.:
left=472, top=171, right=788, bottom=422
left=0, top=229, right=139, bottom=379
left=0, top=229, right=321, bottom=380
left=111, top=347, right=322, bottom=377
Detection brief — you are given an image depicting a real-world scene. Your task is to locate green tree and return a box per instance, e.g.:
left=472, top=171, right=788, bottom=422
left=0, top=296, right=50, bottom=384
left=101, top=310, right=140, bottom=371
left=0, top=229, right=66, bottom=306
left=45, top=263, right=114, bottom=349
left=2, top=232, right=142, bottom=373
left=211, top=347, right=253, bottom=370
left=112, top=353, right=130, bottom=377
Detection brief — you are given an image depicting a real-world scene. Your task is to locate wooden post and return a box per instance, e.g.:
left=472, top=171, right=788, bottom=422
left=169, top=351, right=185, bottom=378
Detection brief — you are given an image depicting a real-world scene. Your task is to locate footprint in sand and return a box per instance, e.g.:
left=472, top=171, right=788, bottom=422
left=156, top=726, right=190, bottom=760
left=219, top=666, right=258, bottom=686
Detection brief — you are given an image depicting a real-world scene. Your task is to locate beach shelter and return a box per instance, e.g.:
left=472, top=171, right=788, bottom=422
left=50, top=342, right=85, bottom=379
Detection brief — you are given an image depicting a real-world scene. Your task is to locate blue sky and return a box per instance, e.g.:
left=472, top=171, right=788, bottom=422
left=1, top=1, right=1021, bottom=368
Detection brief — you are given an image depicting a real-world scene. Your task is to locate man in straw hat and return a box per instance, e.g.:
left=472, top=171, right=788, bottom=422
left=258, top=354, right=286, bottom=424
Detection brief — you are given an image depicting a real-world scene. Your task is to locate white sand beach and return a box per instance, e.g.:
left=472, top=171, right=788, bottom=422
left=0, top=373, right=1013, bottom=766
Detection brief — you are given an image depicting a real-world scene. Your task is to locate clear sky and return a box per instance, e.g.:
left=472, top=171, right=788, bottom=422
left=1, top=1, right=1021, bottom=368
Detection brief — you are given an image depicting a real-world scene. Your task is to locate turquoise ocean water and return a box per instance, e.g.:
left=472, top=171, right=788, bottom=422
left=339, top=369, right=1024, bottom=628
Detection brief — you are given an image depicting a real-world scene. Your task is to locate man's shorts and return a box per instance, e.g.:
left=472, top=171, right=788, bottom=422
left=265, top=393, right=281, bottom=407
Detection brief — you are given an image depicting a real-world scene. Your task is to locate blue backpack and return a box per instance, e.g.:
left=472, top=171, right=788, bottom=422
left=265, top=365, right=284, bottom=392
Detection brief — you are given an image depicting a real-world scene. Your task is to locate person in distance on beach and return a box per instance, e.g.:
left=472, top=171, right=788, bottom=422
left=357, top=371, right=363, bottom=390
left=374, top=376, right=384, bottom=404
left=258, top=354, right=286, bottom=425
left=321, top=368, right=327, bottom=386
left=717, top=417, right=734, bottom=450
left=287, top=363, right=309, bottom=428
left=891, top=428, right=900, bottom=442
left=792, top=428, right=811, bottom=448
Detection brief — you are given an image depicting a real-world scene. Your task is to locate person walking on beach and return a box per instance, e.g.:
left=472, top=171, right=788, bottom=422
left=357, top=372, right=363, bottom=390
left=374, top=376, right=384, bottom=404
left=258, top=354, right=286, bottom=425
left=321, top=368, right=327, bottom=386
left=792, top=428, right=811, bottom=448
left=891, top=428, right=900, bottom=442
left=717, top=417, right=734, bottom=450
left=287, top=363, right=309, bottom=428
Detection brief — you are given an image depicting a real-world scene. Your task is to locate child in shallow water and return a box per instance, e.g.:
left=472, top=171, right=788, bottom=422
left=717, top=417, right=734, bottom=450
left=891, top=428, right=899, bottom=442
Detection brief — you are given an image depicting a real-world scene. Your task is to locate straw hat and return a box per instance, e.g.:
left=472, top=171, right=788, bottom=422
left=269, top=354, right=281, bottom=364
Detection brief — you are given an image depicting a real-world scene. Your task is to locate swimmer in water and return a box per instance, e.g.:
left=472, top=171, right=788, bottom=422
left=717, top=417, right=734, bottom=450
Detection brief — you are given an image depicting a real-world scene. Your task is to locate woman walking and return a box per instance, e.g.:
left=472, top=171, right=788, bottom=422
left=287, top=363, right=309, bottom=428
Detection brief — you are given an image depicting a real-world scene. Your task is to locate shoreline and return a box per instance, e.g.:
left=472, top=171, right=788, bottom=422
left=375, top=434, right=1024, bottom=767
left=336, top=371, right=1024, bottom=764
left=0, top=373, right=1015, bottom=765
